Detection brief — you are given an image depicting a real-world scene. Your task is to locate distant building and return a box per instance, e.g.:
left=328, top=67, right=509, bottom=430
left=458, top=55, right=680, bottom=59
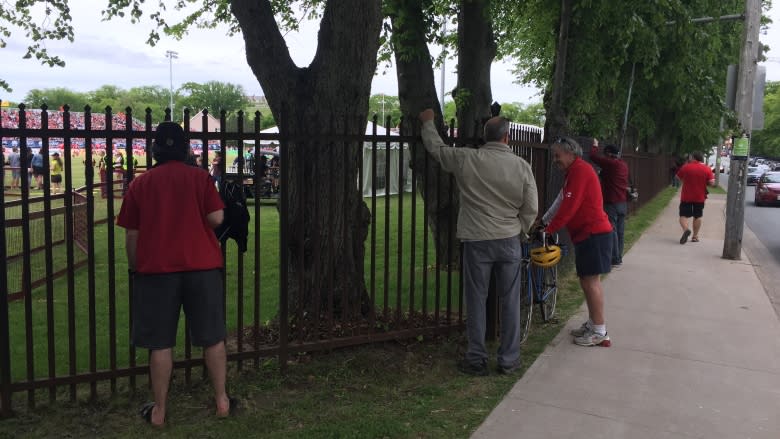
left=188, top=110, right=221, bottom=132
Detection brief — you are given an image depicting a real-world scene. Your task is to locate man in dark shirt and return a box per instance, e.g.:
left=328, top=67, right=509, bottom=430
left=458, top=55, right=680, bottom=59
left=590, top=140, right=629, bottom=266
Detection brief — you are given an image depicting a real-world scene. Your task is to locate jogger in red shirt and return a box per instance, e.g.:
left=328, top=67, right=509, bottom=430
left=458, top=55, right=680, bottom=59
left=675, top=151, right=715, bottom=244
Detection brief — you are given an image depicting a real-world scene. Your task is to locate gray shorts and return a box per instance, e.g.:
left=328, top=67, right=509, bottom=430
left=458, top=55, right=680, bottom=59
left=132, top=269, right=226, bottom=349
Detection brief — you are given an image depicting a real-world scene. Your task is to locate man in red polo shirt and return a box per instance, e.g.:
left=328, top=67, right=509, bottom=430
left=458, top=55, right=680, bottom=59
left=590, top=140, right=629, bottom=266
left=676, top=151, right=715, bottom=244
left=117, top=122, right=234, bottom=426
left=542, top=137, right=614, bottom=347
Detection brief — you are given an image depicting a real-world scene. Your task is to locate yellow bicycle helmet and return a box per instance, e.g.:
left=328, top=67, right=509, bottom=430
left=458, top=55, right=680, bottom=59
left=530, top=245, right=561, bottom=268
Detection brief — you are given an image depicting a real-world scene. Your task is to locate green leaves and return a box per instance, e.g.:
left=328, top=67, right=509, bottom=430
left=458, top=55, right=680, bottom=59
left=750, top=80, right=780, bottom=158
left=176, top=80, right=250, bottom=116
left=496, top=0, right=746, bottom=152
left=1, top=0, right=75, bottom=91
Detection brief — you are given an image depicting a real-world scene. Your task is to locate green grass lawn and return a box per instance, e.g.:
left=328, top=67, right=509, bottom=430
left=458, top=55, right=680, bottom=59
left=709, top=184, right=727, bottom=195
left=1, top=185, right=678, bottom=438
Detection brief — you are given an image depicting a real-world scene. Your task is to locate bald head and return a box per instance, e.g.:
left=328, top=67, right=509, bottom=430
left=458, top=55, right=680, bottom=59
left=484, top=117, right=509, bottom=143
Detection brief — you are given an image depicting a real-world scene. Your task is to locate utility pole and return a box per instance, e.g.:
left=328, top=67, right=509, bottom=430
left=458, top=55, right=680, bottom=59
left=723, top=0, right=761, bottom=260
left=165, top=50, right=178, bottom=116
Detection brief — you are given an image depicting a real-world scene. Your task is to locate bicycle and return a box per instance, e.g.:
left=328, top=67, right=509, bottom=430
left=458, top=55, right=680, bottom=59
left=518, top=231, right=566, bottom=344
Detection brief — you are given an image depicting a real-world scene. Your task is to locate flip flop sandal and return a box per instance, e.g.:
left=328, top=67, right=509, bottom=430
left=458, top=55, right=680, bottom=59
left=139, top=402, right=165, bottom=427
left=217, top=396, right=239, bottom=418
left=680, top=229, right=691, bottom=244
left=691, top=237, right=699, bottom=242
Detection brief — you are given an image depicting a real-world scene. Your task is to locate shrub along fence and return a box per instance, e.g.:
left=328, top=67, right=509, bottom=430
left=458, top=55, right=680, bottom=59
left=0, top=105, right=668, bottom=416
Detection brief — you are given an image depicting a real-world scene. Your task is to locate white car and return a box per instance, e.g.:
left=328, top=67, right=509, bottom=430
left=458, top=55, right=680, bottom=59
left=747, top=167, right=764, bottom=185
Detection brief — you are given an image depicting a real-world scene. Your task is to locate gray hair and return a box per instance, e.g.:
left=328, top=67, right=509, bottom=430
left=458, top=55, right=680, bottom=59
left=483, top=117, right=510, bottom=142
left=552, top=136, right=582, bottom=157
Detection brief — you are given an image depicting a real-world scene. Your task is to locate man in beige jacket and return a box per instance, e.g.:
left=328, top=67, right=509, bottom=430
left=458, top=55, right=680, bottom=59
left=419, top=109, right=538, bottom=375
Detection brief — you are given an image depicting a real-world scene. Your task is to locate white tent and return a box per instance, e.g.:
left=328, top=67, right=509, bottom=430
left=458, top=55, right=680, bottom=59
left=243, top=126, right=280, bottom=147
left=242, top=122, right=412, bottom=196
left=361, top=123, right=412, bottom=197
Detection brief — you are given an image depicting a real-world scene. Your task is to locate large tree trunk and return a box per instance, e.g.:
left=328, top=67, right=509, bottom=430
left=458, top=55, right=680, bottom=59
left=454, top=0, right=496, bottom=138
left=388, top=0, right=460, bottom=267
left=231, top=0, right=382, bottom=319
left=545, top=0, right=573, bottom=138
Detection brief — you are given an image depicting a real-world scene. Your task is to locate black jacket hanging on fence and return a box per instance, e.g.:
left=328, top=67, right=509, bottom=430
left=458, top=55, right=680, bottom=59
left=215, top=179, right=250, bottom=252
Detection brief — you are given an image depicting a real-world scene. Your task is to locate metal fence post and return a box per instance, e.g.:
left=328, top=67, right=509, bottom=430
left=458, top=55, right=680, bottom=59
left=0, top=132, right=11, bottom=417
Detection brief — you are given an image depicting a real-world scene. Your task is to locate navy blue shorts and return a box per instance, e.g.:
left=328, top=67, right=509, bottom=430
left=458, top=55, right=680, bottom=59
left=574, top=232, right=613, bottom=277
left=132, top=269, right=226, bottom=350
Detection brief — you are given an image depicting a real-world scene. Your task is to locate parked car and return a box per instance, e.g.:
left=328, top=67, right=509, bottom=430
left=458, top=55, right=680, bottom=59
left=747, top=166, right=764, bottom=185
left=754, top=171, right=780, bottom=206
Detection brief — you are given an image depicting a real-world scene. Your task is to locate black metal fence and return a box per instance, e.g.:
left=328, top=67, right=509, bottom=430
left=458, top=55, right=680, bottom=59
left=0, top=105, right=667, bottom=416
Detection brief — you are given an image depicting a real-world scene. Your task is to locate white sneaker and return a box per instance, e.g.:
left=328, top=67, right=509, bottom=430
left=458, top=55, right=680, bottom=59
left=574, top=329, right=611, bottom=347
left=569, top=321, right=591, bottom=337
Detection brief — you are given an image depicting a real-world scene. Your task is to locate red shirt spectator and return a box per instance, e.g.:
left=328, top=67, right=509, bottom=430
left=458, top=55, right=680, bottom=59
left=117, top=161, right=224, bottom=273
left=677, top=160, right=715, bottom=203
left=546, top=157, right=613, bottom=243
left=590, top=145, right=629, bottom=204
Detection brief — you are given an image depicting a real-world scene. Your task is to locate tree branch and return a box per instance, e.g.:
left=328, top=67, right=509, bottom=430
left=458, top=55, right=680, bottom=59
left=230, top=0, right=299, bottom=107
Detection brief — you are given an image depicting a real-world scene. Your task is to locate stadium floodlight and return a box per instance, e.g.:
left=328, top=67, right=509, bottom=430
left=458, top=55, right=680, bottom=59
left=165, top=50, right=179, bottom=117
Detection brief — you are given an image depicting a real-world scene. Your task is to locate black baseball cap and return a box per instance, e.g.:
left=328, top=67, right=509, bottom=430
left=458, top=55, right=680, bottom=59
left=153, top=122, right=188, bottom=163
left=604, top=144, right=620, bottom=156
left=154, top=122, right=186, bottom=151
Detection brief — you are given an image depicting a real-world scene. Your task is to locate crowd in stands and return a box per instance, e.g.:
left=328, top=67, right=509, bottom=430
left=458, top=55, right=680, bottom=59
left=2, top=108, right=149, bottom=151
left=2, top=108, right=146, bottom=131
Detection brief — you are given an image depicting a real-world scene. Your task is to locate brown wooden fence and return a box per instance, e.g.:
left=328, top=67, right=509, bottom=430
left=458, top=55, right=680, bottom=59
left=0, top=105, right=668, bottom=416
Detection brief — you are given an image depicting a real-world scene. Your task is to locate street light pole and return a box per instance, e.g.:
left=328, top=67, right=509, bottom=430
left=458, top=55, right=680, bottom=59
left=165, top=50, right=178, bottom=117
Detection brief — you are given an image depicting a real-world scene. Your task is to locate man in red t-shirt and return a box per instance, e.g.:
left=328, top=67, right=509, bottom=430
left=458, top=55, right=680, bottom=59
left=676, top=151, right=715, bottom=244
left=117, top=122, right=234, bottom=426
left=542, top=136, right=614, bottom=347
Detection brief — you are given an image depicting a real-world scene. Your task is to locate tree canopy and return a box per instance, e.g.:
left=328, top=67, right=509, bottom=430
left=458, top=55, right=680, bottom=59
left=3, top=1, right=770, bottom=155
left=20, top=81, right=258, bottom=126
left=177, top=81, right=250, bottom=117
left=496, top=0, right=757, bottom=153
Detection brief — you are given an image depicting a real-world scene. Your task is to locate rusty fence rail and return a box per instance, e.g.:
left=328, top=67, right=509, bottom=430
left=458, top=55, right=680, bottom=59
left=0, top=105, right=667, bottom=417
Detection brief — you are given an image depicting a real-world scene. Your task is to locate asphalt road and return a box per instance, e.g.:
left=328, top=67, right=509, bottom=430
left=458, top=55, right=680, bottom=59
left=719, top=171, right=780, bottom=265
left=715, top=175, right=780, bottom=318
left=743, top=185, right=780, bottom=265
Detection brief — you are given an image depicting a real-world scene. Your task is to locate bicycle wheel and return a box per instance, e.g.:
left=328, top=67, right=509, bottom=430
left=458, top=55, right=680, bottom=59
left=539, top=265, right=558, bottom=322
left=518, top=265, right=534, bottom=344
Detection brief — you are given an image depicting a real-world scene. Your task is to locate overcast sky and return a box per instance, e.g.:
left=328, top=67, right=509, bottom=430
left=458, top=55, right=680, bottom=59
left=2, top=3, right=779, bottom=107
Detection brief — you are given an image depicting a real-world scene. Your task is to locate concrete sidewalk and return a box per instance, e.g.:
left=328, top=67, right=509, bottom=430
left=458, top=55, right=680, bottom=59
left=472, top=193, right=780, bottom=439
